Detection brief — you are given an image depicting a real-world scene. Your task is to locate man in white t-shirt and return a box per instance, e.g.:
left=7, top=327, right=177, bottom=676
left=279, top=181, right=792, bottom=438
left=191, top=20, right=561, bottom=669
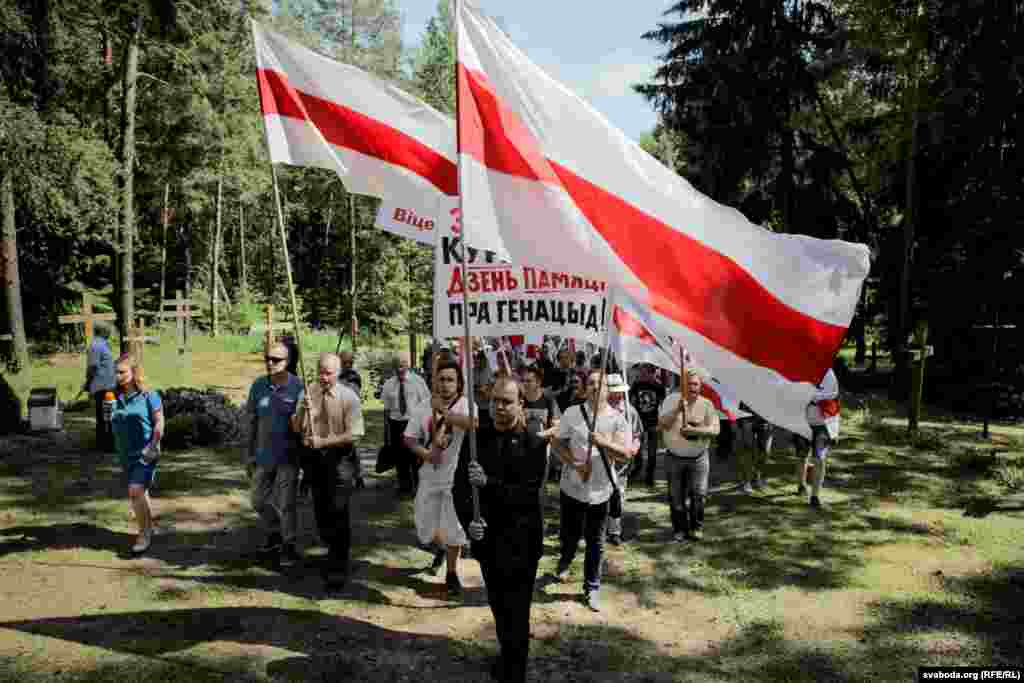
left=403, top=359, right=476, bottom=596
left=795, top=368, right=840, bottom=508
left=551, top=369, right=632, bottom=612
left=605, top=374, right=642, bottom=546
left=658, top=369, right=720, bottom=543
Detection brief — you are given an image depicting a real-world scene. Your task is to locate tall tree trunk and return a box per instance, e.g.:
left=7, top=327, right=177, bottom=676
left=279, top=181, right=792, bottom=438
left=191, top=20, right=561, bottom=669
left=117, top=15, right=141, bottom=354
left=211, top=172, right=223, bottom=337
left=160, top=182, right=169, bottom=310
left=349, top=194, right=357, bottom=353
left=896, top=3, right=925, bottom=392
left=1, top=160, right=29, bottom=371
left=779, top=126, right=795, bottom=233
left=239, top=203, right=246, bottom=299
left=31, top=0, right=51, bottom=112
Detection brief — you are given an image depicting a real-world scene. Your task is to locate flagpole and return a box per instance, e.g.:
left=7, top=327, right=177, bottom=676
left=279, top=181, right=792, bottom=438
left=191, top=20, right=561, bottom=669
left=453, top=0, right=482, bottom=524
left=582, top=287, right=616, bottom=479
left=270, top=163, right=311, bottom=394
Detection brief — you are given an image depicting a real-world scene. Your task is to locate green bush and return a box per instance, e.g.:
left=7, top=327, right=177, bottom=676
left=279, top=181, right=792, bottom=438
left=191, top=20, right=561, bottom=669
left=163, top=414, right=198, bottom=451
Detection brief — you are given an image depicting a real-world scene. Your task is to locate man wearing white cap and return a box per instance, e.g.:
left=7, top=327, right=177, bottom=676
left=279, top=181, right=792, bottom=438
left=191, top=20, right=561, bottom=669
left=605, top=373, right=642, bottom=546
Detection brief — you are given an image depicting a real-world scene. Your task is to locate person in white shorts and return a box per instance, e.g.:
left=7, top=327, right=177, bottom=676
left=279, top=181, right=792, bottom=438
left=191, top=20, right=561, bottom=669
left=404, top=358, right=476, bottom=595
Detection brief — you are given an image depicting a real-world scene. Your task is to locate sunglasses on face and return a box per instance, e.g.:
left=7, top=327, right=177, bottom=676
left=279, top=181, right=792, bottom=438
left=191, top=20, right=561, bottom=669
left=265, top=355, right=287, bottom=363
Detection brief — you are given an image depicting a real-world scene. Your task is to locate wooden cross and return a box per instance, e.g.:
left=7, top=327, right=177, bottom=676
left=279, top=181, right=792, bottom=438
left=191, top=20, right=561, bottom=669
left=126, top=318, right=158, bottom=362
left=907, top=321, right=932, bottom=434
left=160, top=290, right=202, bottom=353
left=249, top=304, right=292, bottom=349
left=58, top=298, right=117, bottom=343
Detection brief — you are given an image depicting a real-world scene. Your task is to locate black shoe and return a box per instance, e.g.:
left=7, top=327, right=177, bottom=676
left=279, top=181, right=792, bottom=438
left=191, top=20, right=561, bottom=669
left=258, top=533, right=282, bottom=554
left=430, top=548, right=446, bottom=574
left=279, top=543, right=300, bottom=568
left=810, top=495, right=822, bottom=509
left=489, top=655, right=504, bottom=681
left=645, top=476, right=655, bottom=487
left=446, top=571, right=463, bottom=596
left=323, top=566, right=349, bottom=592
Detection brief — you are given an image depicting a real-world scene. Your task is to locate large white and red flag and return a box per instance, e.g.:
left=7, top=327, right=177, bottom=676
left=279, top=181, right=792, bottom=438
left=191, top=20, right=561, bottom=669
left=252, top=21, right=458, bottom=232
left=609, top=290, right=744, bottom=421
left=608, top=297, right=677, bottom=375
left=455, top=2, right=869, bottom=438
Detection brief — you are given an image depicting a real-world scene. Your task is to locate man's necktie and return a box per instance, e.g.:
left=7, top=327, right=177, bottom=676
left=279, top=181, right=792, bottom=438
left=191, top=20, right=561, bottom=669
left=398, top=377, right=407, bottom=417
left=317, top=391, right=330, bottom=439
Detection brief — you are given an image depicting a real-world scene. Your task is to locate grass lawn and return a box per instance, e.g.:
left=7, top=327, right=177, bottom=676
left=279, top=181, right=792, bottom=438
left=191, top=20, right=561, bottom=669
left=1, top=346, right=1023, bottom=682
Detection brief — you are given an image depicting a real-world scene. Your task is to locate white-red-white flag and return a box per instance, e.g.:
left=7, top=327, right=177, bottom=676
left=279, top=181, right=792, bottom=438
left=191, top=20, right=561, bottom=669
left=252, top=21, right=457, bottom=229
left=701, top=378, right=744, bottom=422
left=610, top=290, right=743, bottom=421
left=455, top=3, right=869, bottom=437
left=608, top=299, right=677, bottom=375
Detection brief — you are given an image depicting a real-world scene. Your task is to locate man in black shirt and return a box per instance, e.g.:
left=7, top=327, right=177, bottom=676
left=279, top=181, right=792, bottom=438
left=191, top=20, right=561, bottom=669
left=629, top=364, right=667, bottom=486
left=338, top=351, right=363, bottom=395
left=542, top=348, right=574, bottom=397
left=556, top=370, right=587, bottom=415
left=467, top=376, right=547, bottom=683
left=522, top=366, right=560, bottom=486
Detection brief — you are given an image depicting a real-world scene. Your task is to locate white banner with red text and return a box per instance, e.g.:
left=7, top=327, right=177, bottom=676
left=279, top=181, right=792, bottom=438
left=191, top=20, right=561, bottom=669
left=432, top=213, right=609, bottom=343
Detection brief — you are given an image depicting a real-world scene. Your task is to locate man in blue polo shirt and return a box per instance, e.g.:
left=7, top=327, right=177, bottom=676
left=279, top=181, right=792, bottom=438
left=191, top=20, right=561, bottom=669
left=246, top=341, right=304, bottom=567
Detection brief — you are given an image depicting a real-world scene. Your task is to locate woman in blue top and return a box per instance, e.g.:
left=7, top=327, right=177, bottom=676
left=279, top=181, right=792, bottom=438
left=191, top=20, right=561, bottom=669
left=110, top=353, right=164, bottom=554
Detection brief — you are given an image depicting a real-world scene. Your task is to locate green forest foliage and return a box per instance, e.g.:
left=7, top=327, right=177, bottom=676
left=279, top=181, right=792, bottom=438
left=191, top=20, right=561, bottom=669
left=1, top=0, right=1021, bottom=400
left=638, top=0, right=1023, bottom=389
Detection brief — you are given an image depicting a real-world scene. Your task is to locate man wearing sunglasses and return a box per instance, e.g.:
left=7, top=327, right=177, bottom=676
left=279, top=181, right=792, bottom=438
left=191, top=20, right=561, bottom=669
left=245, top=341, right=304, bottom=567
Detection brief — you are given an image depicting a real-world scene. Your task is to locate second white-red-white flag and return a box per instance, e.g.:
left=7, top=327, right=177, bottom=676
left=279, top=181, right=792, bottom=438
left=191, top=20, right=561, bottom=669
left=455, top=2, right=867, bottom=436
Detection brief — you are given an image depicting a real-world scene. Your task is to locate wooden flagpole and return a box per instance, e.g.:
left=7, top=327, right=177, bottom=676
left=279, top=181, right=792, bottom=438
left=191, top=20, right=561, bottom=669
left=454, top=0, right=481, bottom=523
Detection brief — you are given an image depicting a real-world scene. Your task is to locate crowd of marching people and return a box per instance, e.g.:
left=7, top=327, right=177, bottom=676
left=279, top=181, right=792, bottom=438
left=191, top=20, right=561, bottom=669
left=84, top=331, right=839, bottom=683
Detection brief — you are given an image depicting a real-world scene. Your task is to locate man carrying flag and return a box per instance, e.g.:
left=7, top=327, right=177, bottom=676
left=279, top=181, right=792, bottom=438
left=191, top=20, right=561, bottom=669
left=657, top=368, right=720, bottom=543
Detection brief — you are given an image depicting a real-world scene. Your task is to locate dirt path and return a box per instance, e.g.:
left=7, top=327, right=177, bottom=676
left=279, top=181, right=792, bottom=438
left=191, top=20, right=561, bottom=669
left=2, top=415, right=1022, bottom=682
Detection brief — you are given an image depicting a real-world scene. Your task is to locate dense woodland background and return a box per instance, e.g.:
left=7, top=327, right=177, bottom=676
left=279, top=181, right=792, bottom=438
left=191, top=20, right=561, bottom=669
left=0, top=0, right=1022, bottom=414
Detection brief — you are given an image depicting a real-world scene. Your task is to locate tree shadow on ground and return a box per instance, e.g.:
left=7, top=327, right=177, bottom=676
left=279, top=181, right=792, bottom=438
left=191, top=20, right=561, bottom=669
left=604, top=448, right=967, bottom=600
left=0, top=606, right=679, bottom=682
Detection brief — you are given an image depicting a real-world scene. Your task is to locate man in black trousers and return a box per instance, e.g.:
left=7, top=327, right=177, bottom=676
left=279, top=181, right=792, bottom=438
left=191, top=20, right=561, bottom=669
left=292, top=353, right=365, bottom=589
left=467, top=375, right=548, bottom=683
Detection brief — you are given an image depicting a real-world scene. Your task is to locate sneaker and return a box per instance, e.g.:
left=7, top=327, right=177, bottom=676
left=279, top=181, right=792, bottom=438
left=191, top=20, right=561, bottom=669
left=796, top=483, right=808, bottom=497
left=555, top=562, right=570, bottom=582
left=740, top=482, right=754, bottom=495
left=258, top=533, right=283, bottom=554
left=131, top=528, right=153, bottom=554
left=446, top=571, right=463, bottom=596
left=607, top=534, right=622, bottom=546
left=753, top=478, right=767, bottom=490
left=672, top=531, right=686, bottom=543
left=279, top=543, right=300, bottom=568
left=688, top=528, right=704, bottom=541
left=430, top=548, right=446, bottom=574
left=810, top=495, right=822, bottom=509
left=583, top=589, right=601, bottom=612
